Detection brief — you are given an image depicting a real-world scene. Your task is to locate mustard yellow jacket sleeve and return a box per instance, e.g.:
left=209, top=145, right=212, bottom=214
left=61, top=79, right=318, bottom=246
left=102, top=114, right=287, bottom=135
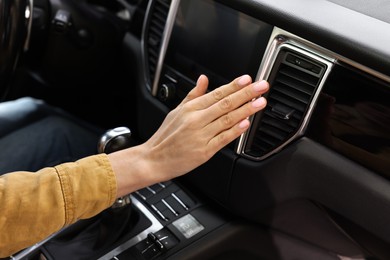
left=0, top=153, right=117, bottom=257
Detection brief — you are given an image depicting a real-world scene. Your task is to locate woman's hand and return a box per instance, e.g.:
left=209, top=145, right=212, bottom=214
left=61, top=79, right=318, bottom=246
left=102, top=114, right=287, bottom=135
left=109, top=74, right=269, bottom=197
left=144, top=74, right=268, bottom=178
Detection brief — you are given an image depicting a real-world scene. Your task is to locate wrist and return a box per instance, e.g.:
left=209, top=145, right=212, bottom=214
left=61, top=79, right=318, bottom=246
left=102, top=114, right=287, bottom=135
left=107, top=144, right=160, bottom=198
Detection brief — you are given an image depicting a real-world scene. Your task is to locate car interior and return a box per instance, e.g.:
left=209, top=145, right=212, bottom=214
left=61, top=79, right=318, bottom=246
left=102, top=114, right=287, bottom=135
left=1, top=0, right=390, bottom=259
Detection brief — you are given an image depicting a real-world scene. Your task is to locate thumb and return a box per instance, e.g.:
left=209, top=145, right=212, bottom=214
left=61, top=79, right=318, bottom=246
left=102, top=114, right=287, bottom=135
left=180, top=74, right=209, bottom=105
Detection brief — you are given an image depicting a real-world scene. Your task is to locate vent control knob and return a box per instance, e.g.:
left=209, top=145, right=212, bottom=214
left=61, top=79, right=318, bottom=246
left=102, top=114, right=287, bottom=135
left=158, top=83, right=176, bottom=102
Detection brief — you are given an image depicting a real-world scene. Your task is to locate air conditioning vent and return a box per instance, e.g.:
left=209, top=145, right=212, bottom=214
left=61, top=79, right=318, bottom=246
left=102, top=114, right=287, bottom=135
left=144, top=0, right=171, bottom=84
left=245, top=50, right=327, bottom=158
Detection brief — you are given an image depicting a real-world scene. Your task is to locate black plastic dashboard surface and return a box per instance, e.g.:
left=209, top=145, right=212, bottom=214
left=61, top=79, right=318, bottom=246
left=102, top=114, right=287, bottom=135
left=133, top=0, right=390, bottom=255
left=219, top=0, right=390, bottom=77
left=307, top=64, right=390, bottom=178
left=164, top=0, right=272, bottom=90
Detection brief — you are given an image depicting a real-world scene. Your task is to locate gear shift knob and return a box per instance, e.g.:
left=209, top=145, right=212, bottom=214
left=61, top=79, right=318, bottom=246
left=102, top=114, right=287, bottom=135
left=98, top=126, right=132, bottom=154
left=98, top=126, right=133, bottom=208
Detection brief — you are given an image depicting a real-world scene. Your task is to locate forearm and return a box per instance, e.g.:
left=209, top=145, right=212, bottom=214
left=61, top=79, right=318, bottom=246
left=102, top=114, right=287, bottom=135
left=107, top=144, right=163, bottom=198
left=0, top=154, right=117, bottom=257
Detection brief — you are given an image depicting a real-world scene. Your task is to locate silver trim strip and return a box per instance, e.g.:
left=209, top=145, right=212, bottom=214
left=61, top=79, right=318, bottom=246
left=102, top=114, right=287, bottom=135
left=335, top=60, right=390, bottom=84
left=146, top=186, right=156, bottom=194
left=135, top=190, right=147, bottom=200
left=23, top=0, right=34, bottom=51
left=148, top=0, right=180, bottom=96
left=151, top=204, right=169, bottom=221
left=165, top=73, right=178, bottom=83
left=141, top=0, right=180, bottom=92
left=140, top=0, right=154, bottom=91
left=236, top=27, right=335, bottom=160
left=97, top=195, right=164, bottom=260
left=162, top=198, right=178, bottom=216
left=172, top=192, right=189, bottom=210
left=235, top=32, right=282, bottom=154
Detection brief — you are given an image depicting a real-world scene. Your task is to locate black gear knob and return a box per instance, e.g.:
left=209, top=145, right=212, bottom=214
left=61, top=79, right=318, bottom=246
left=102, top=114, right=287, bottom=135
left=98, top=127, right=132, bottom=154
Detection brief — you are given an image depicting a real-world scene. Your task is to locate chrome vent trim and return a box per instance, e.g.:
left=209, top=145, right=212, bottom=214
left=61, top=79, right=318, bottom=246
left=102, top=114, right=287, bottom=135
left=146, top=0, right=170, bottom=83
left=141, top=0, right=179, bottom=94
left=236, top=31, right=334, bottom=161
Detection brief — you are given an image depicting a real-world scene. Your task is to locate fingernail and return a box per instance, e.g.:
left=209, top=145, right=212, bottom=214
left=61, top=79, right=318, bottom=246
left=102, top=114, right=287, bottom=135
left=238, top=75, right=251, bottom=87
left=239, top=119, right=250, bottom=129
left=252, top=97, right=266, bottom=108
left=197, top=74, right=204, bottom=85
left=253, top=80, right=268, bottom=92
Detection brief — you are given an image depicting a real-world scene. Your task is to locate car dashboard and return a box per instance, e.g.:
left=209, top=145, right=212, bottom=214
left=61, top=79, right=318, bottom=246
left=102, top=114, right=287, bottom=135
left=7, top=0, right=390, bottom=259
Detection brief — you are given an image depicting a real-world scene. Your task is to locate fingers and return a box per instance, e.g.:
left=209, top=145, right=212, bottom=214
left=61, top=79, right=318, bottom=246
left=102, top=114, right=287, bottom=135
left=179, top=75, right=209, bottom=105
left=207, top=96, right=267, bottom=151
left=207, top=118, right=251, bottom=152
left=205, top=95, right=267, bottom=138
left=185, top=74, right=253, bottom=109
left=202, top=79, right=268, bottom=151
left=201, top=79, right=269, bottom=125
left=177, top=74, right=269, bottom=153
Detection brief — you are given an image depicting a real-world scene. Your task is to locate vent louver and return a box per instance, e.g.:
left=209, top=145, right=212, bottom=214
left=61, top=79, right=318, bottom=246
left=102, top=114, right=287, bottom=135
left=145, top=0, right=171, bottom=85
left=245, top=50, right=326, bottom=158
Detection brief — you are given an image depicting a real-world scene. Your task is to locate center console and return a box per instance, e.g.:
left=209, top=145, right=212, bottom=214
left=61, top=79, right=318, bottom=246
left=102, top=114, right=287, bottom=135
left=97, top=182, right=228, bottom=260
left=11, top=180, right=230, bottom=260
left=10, top=125, right=231, bottom=260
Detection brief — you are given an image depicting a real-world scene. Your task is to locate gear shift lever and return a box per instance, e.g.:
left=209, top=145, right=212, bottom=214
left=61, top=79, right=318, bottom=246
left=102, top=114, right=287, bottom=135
left=40, top=126, right=147, bottom=259
left=98, top=126, right=133, bottom=208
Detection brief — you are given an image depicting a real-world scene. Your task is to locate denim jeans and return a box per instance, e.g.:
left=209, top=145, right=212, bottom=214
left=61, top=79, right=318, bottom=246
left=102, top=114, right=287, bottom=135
left=0, top=97, right=105, bottom=174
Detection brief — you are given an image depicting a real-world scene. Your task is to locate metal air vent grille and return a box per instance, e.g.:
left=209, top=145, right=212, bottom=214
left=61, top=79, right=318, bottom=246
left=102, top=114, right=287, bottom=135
left=144, top=0, right=171, bottom=85
left=242, top=48, right=330, bottom=159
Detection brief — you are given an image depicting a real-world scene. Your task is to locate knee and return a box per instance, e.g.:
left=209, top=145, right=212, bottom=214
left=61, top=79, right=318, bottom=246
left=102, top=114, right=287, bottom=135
left=14, top=97, right=46, bottom=110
